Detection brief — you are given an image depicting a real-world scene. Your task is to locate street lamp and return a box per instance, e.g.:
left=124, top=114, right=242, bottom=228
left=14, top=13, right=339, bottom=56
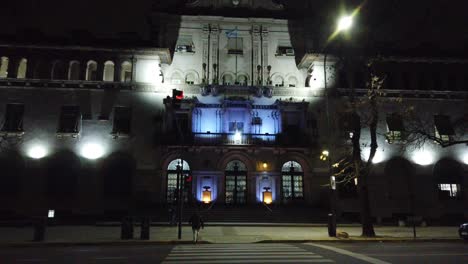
left=337, top=15, right=353, bottom=32
left=324, top=14, right=354, bottom=237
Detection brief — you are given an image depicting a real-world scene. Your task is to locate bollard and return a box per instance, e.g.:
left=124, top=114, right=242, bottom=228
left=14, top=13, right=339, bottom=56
left=33, top=218, right=46, bottom=242
left=121, top=216, right=134, bottom=240
left=140, top=217, right=150, bottom=240
left=327, top=213, right=336, bottom=237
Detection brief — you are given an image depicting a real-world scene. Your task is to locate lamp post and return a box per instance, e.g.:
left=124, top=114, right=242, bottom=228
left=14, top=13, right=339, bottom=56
left=324, top=14, right=353, bottom=237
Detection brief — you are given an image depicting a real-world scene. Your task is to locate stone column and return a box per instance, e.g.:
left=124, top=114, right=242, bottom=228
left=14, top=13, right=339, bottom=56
left=202, top=24, right=210, bottom=85
left=7, top=56, right=19, bottom=78
left=114, top=58, right=122, bottom=82
left=96, top=60, right=104, bottom=81
left=80, top=60, right=88, bottom=81
left=209, top=24, right=219, bottom=85
left=131, top=57, right=138, bottom=83
left=261, top=27, right=269, bottom=86
left=252, top=25, right=261, bottom=86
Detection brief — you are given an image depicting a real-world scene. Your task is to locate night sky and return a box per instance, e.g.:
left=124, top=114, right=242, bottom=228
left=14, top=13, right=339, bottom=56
left=1, top=0, right=468, bottom=56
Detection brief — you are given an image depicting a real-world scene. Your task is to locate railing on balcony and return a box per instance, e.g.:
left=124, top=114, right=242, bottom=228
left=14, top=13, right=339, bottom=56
left=193, top=132, right=277, bottom=146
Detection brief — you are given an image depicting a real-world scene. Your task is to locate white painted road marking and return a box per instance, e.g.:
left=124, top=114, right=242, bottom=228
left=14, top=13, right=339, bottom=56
left=162, top=243, right=334, bottom=263
left=306, top=243, right=392, bottom=264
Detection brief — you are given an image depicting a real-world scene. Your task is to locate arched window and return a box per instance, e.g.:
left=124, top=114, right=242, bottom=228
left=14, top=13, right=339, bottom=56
left=0, top=57, right=8, bottom=78
left=185, top=73, right=196, bottom=85
left=16, top=58, right=27, bottom=79
left=68, top=61, right=81, bottom=80
left=281, top=161, right=304, bottom=203
left=222, top=74, right=234, bottom=85
left=86, top=60, right=97, bottom=81
left=225, top=160, right=247, bottom=205
left=287, top=76, right=298, bottom=87
left=170, top=72, right=183, bottom=84
left=166, top=159, right=191, bottom=203
left=273, top=75, right=284, bottom=87
left=103, top=61, right=115, bottom=82
left=120, top=61, right=132, bottom=82
left=237, top=74, right=248, bottom=86
left=51, top=61, right=67, bottom=80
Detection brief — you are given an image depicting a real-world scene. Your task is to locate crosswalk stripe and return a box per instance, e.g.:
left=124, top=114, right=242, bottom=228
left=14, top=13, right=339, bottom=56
left=167, top=255, right=323, bottom=260
left=162, top=260, right=333, bottom=264
left=163, top=244, right=334, bottom=264
left=170, top=252, right=317, bottom=256
left=172, top=249, right=306, bottom=252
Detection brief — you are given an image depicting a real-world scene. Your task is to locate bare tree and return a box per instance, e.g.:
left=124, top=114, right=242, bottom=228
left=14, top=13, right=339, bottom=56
left=331, top=58, right=385, bottom=237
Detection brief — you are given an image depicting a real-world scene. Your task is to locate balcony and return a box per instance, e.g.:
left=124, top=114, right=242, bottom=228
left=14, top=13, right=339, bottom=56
left=161, top=131, right=314, bottom=148
left=193, top=132, right=276, bottom=146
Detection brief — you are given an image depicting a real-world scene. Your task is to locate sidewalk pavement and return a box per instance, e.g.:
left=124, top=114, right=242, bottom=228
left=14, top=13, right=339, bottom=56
left=0, top=224, right=462, bottom=246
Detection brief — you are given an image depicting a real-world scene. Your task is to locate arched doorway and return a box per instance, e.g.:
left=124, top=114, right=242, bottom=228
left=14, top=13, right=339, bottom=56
left=225, top=160, right=247, bottom=205
left=166, top=159, right=191, bottom=204
left=281, top=161, right=304, bottom=203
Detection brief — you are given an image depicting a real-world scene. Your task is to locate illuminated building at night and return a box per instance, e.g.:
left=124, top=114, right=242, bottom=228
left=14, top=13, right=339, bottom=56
left=0, top=0, right=466, bottom=223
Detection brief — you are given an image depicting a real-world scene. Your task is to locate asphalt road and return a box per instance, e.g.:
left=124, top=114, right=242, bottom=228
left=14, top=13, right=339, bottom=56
left=0, top=242, right=467, bottom=263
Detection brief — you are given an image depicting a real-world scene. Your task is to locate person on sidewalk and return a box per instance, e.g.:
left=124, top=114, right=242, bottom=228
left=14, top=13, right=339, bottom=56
left=189, top=212, right=204, bottom=243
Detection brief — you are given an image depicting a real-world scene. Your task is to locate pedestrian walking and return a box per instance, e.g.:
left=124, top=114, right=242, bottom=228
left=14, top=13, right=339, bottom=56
left=189, top=212, right=204, bottom=243
left=168, top=206, right=177, bottom=226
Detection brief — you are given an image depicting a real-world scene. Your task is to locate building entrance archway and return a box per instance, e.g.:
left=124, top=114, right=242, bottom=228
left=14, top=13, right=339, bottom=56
left=225, top=160, right=247, bottom=205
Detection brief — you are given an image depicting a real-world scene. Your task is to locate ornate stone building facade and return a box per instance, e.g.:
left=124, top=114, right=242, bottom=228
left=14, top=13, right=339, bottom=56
left=0, top=0, right=466, bottom=222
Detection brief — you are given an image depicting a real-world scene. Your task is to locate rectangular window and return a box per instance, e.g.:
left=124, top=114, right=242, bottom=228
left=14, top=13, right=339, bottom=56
left=173, top=113, right=190, bottom=137
left=276, top=46, right=295, bottom=56
left=175, top=35, right=194, bottom=53
left=339, top=113, right=359, bottom=140
left=386, top=113, right=405, bottom=143
left=228, top=37, right=243, bottom=55
left=251, top=117, right=262, bottom=125
left=438, top=183, right=460, bottom=199
left=229, top=122, right=244, bottom=132
left=434, top=115, right=454, bottom=142
left=1, top=103, right=24, bottom=132
left=112, top=106, right=132, bottom=135
left=57, top=105, right=81, bottom=134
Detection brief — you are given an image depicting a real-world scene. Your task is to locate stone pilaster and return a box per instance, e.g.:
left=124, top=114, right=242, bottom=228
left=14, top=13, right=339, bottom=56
left=252, top=25, right=261, bottom=86
left=209, top=24, right=220, bottom=85
left=202, top=24, right=210, bottom=85
left=261, top=27, right=269, bottom=86
left=131, top=57, right=138, bottom=82
left=114, top=59, right=121, bottom=82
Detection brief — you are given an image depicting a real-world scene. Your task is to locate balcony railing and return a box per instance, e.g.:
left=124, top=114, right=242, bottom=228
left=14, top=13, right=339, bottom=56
left=193, top=132, right=276, bottom=146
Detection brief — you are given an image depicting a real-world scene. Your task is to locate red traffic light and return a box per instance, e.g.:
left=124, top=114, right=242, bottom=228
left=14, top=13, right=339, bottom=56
left=185, top=175, right=192, bottom=182
left=172, top=89, right=184, bottom=100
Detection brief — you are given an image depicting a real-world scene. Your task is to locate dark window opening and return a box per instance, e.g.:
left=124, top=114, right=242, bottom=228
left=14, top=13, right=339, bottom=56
left=386, top=113, right=405, bottom=143
left=229, top=121, right=244, bottom=132
left=276, top=46, right=294, bottom=56
left=251, top=117, right=262, bottom=125
left=1, top=103, right=24, bottom=132
left=434, top=115, right=454, bottom=142
left=112, top=106, right=132, bottom=135
left=58, top=106, right=81, bottom=134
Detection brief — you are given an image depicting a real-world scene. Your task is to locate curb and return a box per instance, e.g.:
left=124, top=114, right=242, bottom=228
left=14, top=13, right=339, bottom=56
left=0, top=238, right=463, bottom=248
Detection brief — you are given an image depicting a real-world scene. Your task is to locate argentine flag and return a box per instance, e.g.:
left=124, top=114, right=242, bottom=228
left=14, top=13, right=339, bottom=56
left=225, top=29, right=239, bottom=38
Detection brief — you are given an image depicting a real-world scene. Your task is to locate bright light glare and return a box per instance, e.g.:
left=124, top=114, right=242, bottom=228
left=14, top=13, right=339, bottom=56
left=337, top=15, right=353, bottom=32
left=361, top=148, right=385, bottom=164
left=234, top=131, right=242, bottom=141
left=28, top=145, right=47, bottom=159
left=81, top=143, right=105, bottom=160
left=463, top=153, right=468, bottom=165
left=411, top=150, right=434, bottom=166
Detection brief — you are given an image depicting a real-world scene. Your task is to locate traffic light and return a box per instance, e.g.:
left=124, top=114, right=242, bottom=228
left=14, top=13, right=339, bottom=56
left=184, top=175, right=192, bottom=190
left=172, top=89, right=183, bottom=109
